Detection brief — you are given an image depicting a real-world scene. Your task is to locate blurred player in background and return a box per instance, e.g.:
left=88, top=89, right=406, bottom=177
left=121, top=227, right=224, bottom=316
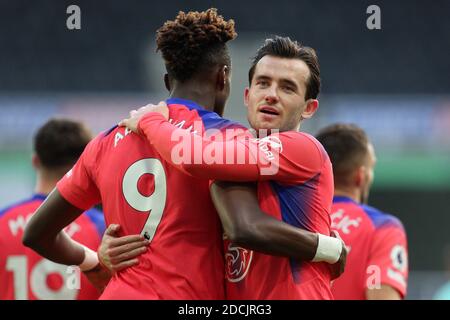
left=0, top=119, right=105, bottom=300
left=316, top=123, right=409, bottom=300
left=117, top=36, right=345, bottom=299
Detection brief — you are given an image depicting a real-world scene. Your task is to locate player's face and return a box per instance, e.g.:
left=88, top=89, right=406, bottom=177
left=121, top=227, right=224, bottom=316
left=361, top=143, right=377, bottom=204
left=244, top=55, right=318, bottom=133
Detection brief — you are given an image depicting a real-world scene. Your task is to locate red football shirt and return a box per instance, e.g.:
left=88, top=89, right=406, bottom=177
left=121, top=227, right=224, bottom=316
left=137, top=112, right=335, bottom=299
left=57, top=98, right=245, bottom=300
left=330, top=196, right=408, bottom=299
left=0, top=194, right=104, bottom=300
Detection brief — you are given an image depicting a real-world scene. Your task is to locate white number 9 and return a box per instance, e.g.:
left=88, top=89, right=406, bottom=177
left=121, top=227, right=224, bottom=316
left=122, top=158, right=167, bottom=242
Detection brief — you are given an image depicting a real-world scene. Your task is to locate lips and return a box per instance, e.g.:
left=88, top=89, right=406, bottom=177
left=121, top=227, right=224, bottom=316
left=259, top=105, right=280, bottom=116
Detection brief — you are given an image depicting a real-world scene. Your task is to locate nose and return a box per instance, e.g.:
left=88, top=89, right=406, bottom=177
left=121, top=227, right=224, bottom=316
left=264, top=85, right=279, bottom=104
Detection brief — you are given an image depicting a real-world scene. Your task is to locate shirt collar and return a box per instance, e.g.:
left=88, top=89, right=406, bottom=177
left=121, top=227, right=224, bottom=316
left=333, top=195, right=357, bottom=204
left=166, top=98, right=205, bottom=111
left=32, top=193, right=47, bottom=201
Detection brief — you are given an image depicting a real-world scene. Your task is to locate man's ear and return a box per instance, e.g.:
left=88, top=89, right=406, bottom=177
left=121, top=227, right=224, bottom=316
left=164, top=74, right=171, bottom=92
left=32, top=153, right=41, bottom=170
left=244, top=87, right=250, bottom=108
left=354, top=166, right=366, bottom=187
left=301, top=99, right=319, bottom=119
left=216, top=65, right=228, bottom=91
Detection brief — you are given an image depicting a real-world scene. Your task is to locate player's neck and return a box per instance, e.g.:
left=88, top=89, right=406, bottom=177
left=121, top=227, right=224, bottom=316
left=34, top=170, right=65, bottom=195
left=169, top=83, right=216, bottom=112
left=334, top=188, right=361, bottom=204
left=34, top=179, right=56, bottom=196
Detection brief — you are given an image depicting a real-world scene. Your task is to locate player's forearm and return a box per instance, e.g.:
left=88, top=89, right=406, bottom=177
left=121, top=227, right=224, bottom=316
left=138, top=113, right=260, bottom=180
left=23, top=188, right=86, bottom=266
left=211, top=181, right=318, bottom=261
left=230, top=214, right=319, bottom=261
left=25, top=230, right=86, bottom=266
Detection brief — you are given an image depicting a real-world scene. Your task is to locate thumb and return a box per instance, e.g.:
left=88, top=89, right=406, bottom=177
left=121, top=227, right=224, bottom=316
left=158, top=101, right=167, bottom=107
left=331, top=229, right=341, bottom=240
left=105, top=224, right=120, bottom=236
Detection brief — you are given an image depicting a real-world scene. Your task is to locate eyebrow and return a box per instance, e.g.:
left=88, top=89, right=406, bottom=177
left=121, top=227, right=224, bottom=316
left=254, top=75, right=271, bottom=82
left=279, top=78, right=298, bottom=90
left=255, top=75, right=299, bottom=90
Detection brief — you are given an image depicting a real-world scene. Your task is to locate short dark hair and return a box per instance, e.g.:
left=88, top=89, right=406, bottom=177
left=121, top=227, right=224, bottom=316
left=33, top=119, right=92, bottom=169
left=248, top=36, right=321, bottom=100
left=156, top=8, right=237, bottom=82
left=315, top=124, right=369, bottom=186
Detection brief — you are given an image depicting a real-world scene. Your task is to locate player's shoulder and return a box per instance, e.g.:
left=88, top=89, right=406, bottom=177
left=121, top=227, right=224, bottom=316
left=361, top=204, right=405, bottom=232
left=80, top=126, right=115, bottom=153
left=166, top=98, right=200, bottom=117
left=168, top=98, right=246, bottom=132
left=278, top=131, right=328, bottom=162
left=0, top=201, right=23, bottom=219
left=85, top=125, right=132, bottom=154
left=332, top=197, right=372, bottom=224
left=97, top=125, right=122, bottom=143
left=0, top=194, right=44, bottom=219
left=201, top=111, right=246, bottom=132
left=279, top=131, right=324, bottom=149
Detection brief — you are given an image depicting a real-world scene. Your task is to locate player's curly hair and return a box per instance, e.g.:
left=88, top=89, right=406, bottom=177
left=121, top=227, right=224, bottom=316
left=156, top=8, right=237, bottom=82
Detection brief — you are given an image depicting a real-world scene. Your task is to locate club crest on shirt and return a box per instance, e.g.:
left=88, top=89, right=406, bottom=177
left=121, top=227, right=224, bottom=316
left=225, top=243, right=253, bottom=283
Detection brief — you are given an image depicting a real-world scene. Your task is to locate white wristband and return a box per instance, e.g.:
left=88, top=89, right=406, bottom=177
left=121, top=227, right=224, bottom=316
left=312, top=233, right=343, bottom=264
left=79, top=245, right=99, bottom=271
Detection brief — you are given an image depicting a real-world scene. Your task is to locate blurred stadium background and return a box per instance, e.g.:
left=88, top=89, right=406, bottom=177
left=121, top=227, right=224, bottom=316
left=0, top=0, right=449, bottom=299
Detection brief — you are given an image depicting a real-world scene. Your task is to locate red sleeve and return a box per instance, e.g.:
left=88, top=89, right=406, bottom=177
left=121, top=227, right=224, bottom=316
left=262, top=131, right=324, bottom=183
left=366, top=225, right=409, bottom=298
left=138, top=113, right=323, bottom=183
left=56, top=136, right=102, bottom=211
